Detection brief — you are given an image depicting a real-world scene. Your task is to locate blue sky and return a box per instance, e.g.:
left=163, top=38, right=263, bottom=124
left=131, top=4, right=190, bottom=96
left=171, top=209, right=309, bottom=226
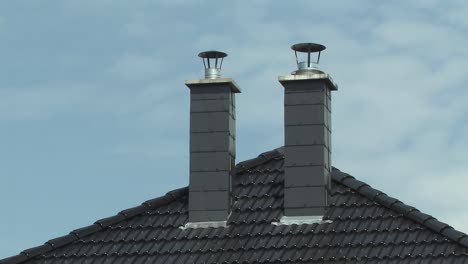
left=2, top=0, right=468, bottom=258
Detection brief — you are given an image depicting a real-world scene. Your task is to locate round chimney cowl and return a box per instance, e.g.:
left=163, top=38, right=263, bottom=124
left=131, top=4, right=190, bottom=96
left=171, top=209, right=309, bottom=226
left=198, top=50, right=227, bottom=79
left=291, top=43, right=326, bottom=75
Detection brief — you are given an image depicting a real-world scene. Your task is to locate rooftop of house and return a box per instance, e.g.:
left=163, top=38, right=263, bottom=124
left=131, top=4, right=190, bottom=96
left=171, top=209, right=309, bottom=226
left=2, top=147, right=468, bottom=264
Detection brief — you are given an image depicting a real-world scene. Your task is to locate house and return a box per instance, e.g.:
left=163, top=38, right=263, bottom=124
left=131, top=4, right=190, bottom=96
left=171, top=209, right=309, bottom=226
left=2, top=43, right=468, bottom=264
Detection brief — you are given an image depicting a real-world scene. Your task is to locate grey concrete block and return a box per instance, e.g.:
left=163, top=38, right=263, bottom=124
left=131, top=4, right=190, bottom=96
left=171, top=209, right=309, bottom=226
left=229, top=114, right=235, bottom=131
left=190, top=171, right=230, bottom=191
left=326, top=168, right=331, bottom=188
left=190, top=112, right=233, bottom=132
left=230, top=102, right=235, bottom=118
left=186, top=78, right=241, bottom=93
left=327, top=124, right=332, bottom=151
left=285, top=125, right=329, bottom=147
left=284, top=145, right=328, bottom=167
left=284, top=186, right=327, bottom=208
left=189, top=190, right=229, bottom=211
left=189, top=210, right=228, bottom=222
left=284, top=166, right=328, bottom=187
left=190, top=86, right=232, bottom=100
left=284, top=207, right=325, bottom=217
left=284, top=105, right=326, bottom=126
left=325, top=105, right=331, bottom=130
left=190, top=99, right=231, bottom=113
left=190, top=151, right=233, bottom=172
left=282, top=80, right=328, bottom=93
left=190, top=132, right=234, bottom=153
left=231, top=92, right=236, bottom=106
left=230, top=135, right=235, bottom=156
left=284, top=90, right=326, bottom=106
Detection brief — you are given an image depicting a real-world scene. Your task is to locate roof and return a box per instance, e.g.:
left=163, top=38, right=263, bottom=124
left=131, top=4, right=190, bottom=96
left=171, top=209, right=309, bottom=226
left=2, top=147, right=468, bottom=264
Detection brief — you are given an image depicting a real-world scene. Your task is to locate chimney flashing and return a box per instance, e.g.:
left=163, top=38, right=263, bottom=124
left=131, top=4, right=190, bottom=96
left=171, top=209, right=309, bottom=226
left=180, top=220, right=227, bottom=230
left=272, top=215, right=332, bottom=226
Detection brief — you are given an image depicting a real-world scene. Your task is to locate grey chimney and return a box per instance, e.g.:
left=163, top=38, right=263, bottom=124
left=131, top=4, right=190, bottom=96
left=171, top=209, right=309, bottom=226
left=279, top=43, right=338, bottom=218
left=185, top=51, right=241, bottom=223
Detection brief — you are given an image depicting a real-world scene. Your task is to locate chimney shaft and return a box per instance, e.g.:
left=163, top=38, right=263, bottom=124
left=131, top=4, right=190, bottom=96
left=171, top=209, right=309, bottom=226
left=186, top=51, right=240, bottom=222
left=279, top=43, right=337, bottom=218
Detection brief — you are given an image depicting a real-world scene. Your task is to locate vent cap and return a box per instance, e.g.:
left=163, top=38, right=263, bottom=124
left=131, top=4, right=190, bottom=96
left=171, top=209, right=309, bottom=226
left=198, top=51, right=227, bottom=79
left=291, top=43, right=326, bottom=75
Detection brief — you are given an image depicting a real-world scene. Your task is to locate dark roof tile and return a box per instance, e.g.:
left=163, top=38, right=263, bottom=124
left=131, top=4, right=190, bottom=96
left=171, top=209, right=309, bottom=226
left=94, top=214, right=126, bottom=228
left=357, top=185, right=381, bottom=200
left=46, top=235, right=76, bottom=249
left=341, top=177, right=368, bottom=191
left=71, top=224, right=102, bottom=239
left=458, top=236, right=468, bottom=248
left=119, top=205, right=148, bottom=218
left=391, top=202, right=417, bottom=216
left=442, top=228, right=468, bottom=243
left=424, top=218, right=450, bottom=233
left=407, top=210, right=433, bottom=223
left=373, top=194, right=399, bottom=208
left=21, top=245, right=52, bottom=258
left=0, top=255, right=28, bottom=264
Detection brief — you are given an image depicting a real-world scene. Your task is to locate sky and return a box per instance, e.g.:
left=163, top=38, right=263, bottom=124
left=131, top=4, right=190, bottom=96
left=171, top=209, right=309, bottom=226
left=1, top=0, right=468, bottom=258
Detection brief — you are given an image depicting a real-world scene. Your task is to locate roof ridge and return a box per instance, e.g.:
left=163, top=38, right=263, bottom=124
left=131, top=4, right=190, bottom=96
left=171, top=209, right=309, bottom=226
left=231, top=146, right=284, bottom=175
left=0, top=187, right=188, bottom=264
left=331, top=168, right=468, bottom=249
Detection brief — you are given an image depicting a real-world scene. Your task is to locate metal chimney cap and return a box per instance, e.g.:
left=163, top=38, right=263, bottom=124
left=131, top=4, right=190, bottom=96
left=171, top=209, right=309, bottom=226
left=290, top=43, right=326, bottom=75
left=198, top=51, right=228, bottom=59
left=197, top=50, right=227, bottom=79
left=291, top=43, right=326, bottom=53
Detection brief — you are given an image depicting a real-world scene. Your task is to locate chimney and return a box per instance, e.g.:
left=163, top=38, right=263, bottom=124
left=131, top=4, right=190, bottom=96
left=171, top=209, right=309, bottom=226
left=279, top=43, right=338, bottom=219
left=185, top=51, right=241, bottom=223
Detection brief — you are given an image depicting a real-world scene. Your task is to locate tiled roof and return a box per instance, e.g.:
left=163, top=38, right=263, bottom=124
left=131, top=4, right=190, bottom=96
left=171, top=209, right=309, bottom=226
left=2, top=147, right=468, bottom=264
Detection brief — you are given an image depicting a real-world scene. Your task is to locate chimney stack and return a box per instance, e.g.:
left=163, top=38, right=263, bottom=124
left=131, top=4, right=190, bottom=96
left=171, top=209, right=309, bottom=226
left=185, top=51, right=241, bottom=223
left=279, top=43, right=338, bottom=219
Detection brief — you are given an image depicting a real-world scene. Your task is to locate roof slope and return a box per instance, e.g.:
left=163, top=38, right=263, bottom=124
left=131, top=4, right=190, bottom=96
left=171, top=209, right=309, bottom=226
left=2, top=147, right=468, bottom=264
